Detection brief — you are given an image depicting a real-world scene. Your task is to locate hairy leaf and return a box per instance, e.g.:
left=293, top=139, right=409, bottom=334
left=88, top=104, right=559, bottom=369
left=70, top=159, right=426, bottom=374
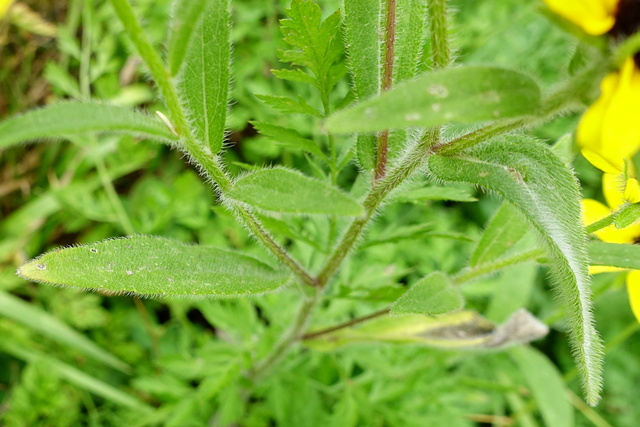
left=394, top=0, right=428, bottom=84
left=0, top=102, right=177, bottom=148
left=168, top=0, right=207, bottom=76
left=227, top=167, right=364, bottom=216
left=470, top=203, right=529, bottom=267
left=428, top=135, right=603, bottom=405
left=391, top=272, right=463, bottom=316
left=326, top=66, right=540, bottom=133
left=589, top=241, right=640, bottom=269
left=18, top=236, right=290, bottom=297
left=176, top=0, right=230, bottom=153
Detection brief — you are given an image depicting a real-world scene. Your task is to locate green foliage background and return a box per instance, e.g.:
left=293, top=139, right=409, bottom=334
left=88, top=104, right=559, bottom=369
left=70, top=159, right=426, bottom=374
left=1, top=0, right=639, bottom=425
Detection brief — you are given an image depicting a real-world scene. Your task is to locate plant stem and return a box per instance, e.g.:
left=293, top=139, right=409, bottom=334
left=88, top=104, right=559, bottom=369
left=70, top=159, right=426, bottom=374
left=302, top=308, right=389, bottom=340
left=250, top=290, right=322, bottom=380
left=427, top=0, right=451, bottom=69
left=452, top=249, right=544, bottom=285
left=108, top=0, right=315, bottom=287
left=375, top=0, right=397, bottom=181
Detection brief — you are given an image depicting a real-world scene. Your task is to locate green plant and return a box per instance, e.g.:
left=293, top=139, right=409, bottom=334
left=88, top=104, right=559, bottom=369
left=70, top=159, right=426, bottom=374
left=4, top=0, right=640, bottom=424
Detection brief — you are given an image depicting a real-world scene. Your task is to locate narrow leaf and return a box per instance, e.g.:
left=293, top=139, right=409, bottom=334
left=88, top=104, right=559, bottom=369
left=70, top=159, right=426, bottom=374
left=256, top=94, right=323, bottom=117
left=326, top=66, right=541, bottom=133
left=18, top=236, right=290, bottom=297
left=0, top=290, right=129, bottom=372
left=391, top=271, right=463, bottom=316
left=343, top=0, right=380, bottom=99
left=428, top=135, right=604, bottom=405
left=394, top=186, right=478, bottom=203
left=168, top=0, right=207, bottom=76
left=470, top=203, right=529, bottom=267
left=176, top=0, right=230, bottom=153
left=251, top=121, right=325, bottom=158
left=227, top=167, right=364, bottom=216
left=394, top=0, right=428, bottom=84
left=614, top=203, right=640, bottom=229
left=511, top=346, right=574, bottom=427
left=589, top=241, right=640, bottom=269
left=0, top=102, right=177, bottom=148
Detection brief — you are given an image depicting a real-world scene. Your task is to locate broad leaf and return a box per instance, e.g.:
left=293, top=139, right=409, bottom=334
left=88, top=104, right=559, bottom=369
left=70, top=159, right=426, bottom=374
left=470, top=203, right=529, bottom=267
left=511, top=346, right=574, bottom=427
left=0, top=102, right=177, bottom=148
left=18, top=236, right=290, bottom=297
left=589, top=241, right=640, bottom=269
left=305, top=309, right=548, bottom=351
left=391, top=272, right=463, bottom=316
left=428, top=135, right=603, bottom=405
left=176, top=0, right=230, bottom=153
left=227, top=167, right=364, bottom=216
left=326, top=66, right=541, bottom=133
left=0, top=290, right=129, bottom=372
left=168, top=0, right=207, bottom=76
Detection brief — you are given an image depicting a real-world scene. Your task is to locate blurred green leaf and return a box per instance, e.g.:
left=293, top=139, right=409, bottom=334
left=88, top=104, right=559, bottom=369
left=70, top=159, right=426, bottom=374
left=227, top=167, right=364, bottom=216
left=394, top=186, right=478, bottom=203
left=18, top=236, right=290, bottom=297
left=255, top=94, right=323, bottom=117
left=0, top=290, right=128, bottom=372
left=589, top=241, right=640, bottom=269
left=176, top=0, right=230, bottom=153
left=428, top=135, right=603, bottom=405
left=470, top=203, right=529, bottom=267
left=0, top=102, right=177, bottom=148
left=326, top=66, right=540, bottom=133
left=167, top=0, right=207, bottom=76
left=251, top=121, right=325, bottom=158
left=391, top=272, right=464, bottom=316
left=511, top=346, right=574, bottom=427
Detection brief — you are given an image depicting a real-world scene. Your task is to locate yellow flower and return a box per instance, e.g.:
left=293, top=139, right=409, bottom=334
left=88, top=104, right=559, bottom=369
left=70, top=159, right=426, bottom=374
left=583, top=173, right=640, bottom=322
left=543, top=0, right=620, bottom=35
left=578, top=57, right=640, bottom=174
left=0, top=0, right=13, bottom=18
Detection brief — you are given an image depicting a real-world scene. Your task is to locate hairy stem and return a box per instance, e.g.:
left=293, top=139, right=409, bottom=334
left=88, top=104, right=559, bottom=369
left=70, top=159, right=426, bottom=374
left=452, top=249, right=544, bottom=285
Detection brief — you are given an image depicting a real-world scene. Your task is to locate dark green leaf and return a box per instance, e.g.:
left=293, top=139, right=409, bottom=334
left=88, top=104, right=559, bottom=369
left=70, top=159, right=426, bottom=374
left=18, top=236, right=290, bottom=297
left=326, top=66, right=541, bottom=133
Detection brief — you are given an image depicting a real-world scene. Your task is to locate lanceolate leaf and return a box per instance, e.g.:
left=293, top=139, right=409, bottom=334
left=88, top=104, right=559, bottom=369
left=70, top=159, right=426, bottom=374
left=176, top=0, right=230, bottom=153
left=589, top=241, right=640, bottom=269
left=168, top=0, right=207, bottom=76
left=470, top=203, right=529, bottom=267
left=326, top=66, right=541, bottom=133
left=394, top=0, right=428, bottom=84
left=18, top=236, right=290, bottom=297
left=427, top=136, right=604, bottom=406
left=0, top=102, right=177, bottom=148
left=391, top=272, right=463, bottom=316
left=227, top=167, right=365, bottom=216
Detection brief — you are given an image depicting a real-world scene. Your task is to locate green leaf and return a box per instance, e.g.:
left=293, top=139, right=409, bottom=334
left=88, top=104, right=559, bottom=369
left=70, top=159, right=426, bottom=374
left=391, top=272, right=464, bottom=316
left=176, top=0, right=230, bottom=153
left=18, top=236, right=290, bottom=297
left=614, top=203, right=640, bottom=229
left=255, top=94, right=323, bottom=117
left=427, top=135, right=604, bottom=406
left=394, top=186, right=478, bottom=203
left=0, top=102, right=177, bottom=149
left=511, top=346, right=574, bottom=427
left=588, top=241, right=640, bottom=269
left=227, top=167, right=364, bottom=216
left=394, top=0, right=428, bottom=84
left=251, top=121, right=325, bottom=158
left=486, top=264, right=537, bottom=323
left=305, top=309, right=548, bottom=351
left=470, top=203, right=529, bottom=267
left=326, top=66, right=541, bottom=133
left=167, top=0, right=207, bottom=76
left=0, top=291, right=129, bottom=372
left=343, top=0, right=380, bottom=99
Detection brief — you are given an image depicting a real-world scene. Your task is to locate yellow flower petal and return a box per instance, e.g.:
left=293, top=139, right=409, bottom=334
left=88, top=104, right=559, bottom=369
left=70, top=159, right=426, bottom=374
left=543, top=0, right=618, bottom=35
left=581, top=149, right=625, bottom=174
left=589, top=265, right=625, bottom=274
left=625, top=178, right=640, bottom=204
left=602, top=173, right=626, bottom=210
left=626, top=270, right=640, bottom=323
left=0, top=0, right=12, bottom=18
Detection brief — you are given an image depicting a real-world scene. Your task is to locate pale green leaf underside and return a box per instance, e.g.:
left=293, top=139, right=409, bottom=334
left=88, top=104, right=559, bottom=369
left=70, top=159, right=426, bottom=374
left=391, top=271, right=463, bottom=316
left=589, top=241, right=640, bottom=269
left=0, top=102, right=177, bottom=149
left=470, top=203, right=528, bottom=267
left=0, top=290, right=129, bottom=372
left=305, top=309, right=548, bottom=351
left=326, top=66, right=541, bottom=133
left=511, top=346, right=574, bottom=427
left=428, top=136, right=603, bottom=406
left=168, top=0, right=207, bottom=76
left=176, top=0, right=230, bottom=153
left=18, top=236, right=290, bottom=297
left=227, top=167, right=365, bottom=216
